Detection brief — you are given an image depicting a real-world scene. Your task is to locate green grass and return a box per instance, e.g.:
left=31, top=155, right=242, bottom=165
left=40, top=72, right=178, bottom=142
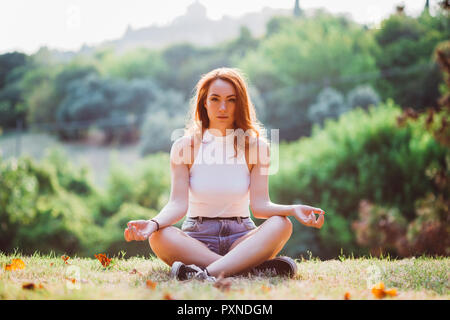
left=0, top=251, right=448, bottom=300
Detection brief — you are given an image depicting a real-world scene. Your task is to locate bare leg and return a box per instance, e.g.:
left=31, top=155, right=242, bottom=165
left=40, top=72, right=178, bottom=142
left=206, top=216, right=293, bottom=277
left=149, top=226, right=221, bottom=268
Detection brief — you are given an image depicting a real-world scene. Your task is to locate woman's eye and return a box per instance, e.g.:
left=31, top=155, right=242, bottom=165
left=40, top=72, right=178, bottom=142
left=211, top=98, right=218, bottom=101
left=228, top=99, right=236, bottom=103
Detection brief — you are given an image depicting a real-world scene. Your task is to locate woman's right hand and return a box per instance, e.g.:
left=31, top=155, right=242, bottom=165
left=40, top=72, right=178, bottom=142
left=292, top=205, right=325, bottom=229
left=124, top=220, right=157, bottom=242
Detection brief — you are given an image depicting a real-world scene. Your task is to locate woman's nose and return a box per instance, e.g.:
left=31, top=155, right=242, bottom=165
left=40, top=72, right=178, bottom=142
left=219, top=103, right=226, bottom=111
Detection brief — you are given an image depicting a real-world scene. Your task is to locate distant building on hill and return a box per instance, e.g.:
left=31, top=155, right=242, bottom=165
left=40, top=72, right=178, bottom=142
left=92, top=2, right=291, bottom=54
left=294, top=0, right=302, bottom=17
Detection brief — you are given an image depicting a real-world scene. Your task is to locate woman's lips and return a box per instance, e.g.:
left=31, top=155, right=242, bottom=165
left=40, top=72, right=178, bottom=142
left=217, top=116, right=228, bottom=118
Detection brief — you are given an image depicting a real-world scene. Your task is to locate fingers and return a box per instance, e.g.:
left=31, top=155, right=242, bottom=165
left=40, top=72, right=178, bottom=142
left=294, top=205, right=325, bottom=229
left=314, top=213, right=325, bottom=229
left=313, top=208, right=325, bottom=215
left=125, top=226, right=138, bottom=241
left=125, top=225, right=148, bottom=241
left=308, top=206, right=325, bottom=228
left=308, top=212, right=317, bottom=226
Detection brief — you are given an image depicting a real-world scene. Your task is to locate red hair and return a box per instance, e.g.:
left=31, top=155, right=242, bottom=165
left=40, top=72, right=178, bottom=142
left=184, top=67, right=268, bottom=157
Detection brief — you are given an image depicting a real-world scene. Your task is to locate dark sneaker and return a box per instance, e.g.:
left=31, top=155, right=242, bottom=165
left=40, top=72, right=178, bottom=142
left=170, top=261, right=216, bottom=282
left=240, top=256, right=298, bottom=278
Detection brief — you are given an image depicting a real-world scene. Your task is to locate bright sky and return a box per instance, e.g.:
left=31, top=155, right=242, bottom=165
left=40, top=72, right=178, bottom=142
left=0, top=0, right=432, bottom=55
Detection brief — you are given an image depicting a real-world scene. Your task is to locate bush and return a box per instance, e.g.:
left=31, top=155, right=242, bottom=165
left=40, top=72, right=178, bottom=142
left=139, top=110, right=186, bottom=156
left=347, top=85, right=380, bottom=110
left=0, top=155, right=101, bottom=255
left=139, top=89, right=188, bottom=155
left=270, top=100, right=448, bottom=258
left=99, top=153, right=171, bottom=221
left=56, top=75, right=158, bottom=142
left=307, top=87, right=348, bottom=126
left=0, top=148, right=174, bottom=257
left=41, top=147, right=97, bottom=196
left=351, top=200, right=408, bottom=257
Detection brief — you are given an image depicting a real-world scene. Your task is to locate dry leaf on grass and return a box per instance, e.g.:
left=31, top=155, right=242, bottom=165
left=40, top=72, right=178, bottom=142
left=146, top=280, right=157, bottom=290
left=163, top=292, right=175, bottom=300
left=371, top=282, right=398, bottom=299
left=261, top=285, right=271, bottom=293
left=4, top=259, right=25, bottom=271
left=94, top=254, right=112, bottom=268
left=61, top=255, right=70, bottom=264
left=22, top=282, right=44, bottom=290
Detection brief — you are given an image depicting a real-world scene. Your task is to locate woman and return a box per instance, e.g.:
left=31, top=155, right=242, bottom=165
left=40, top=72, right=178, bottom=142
left=124, top=67, right=325, bottom=281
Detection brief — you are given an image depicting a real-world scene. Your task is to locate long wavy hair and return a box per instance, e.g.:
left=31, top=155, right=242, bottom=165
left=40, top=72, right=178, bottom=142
left=184, top=67, right=268, bottom=158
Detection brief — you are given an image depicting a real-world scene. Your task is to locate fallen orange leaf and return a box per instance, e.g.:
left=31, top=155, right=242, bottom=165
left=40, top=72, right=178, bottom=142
left=4, top=258, right=25, bottom=271
left=65, top=278, right=77, bottom=284
left=261, top=285, right=271, bottom=293
left=4, top=264, right=14, bottom=271
left=22, top=282, right=44, bottom=290
left=371, top=282, right=398, bottom=299
left=94, top=254, right=112, bottom=268
left=61, top=255, right=70, bottom=264
left=344, top=292, right=351, bottom=300
left=385, top=288, right=398, bottom=297
left=163, top=292, right=175, bottom=300
left=146, top=280, right=157, bottom=290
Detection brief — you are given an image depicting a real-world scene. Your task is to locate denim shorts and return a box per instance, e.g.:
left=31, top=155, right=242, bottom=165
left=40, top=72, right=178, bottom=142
left=181, top=217, right=257, bottom=256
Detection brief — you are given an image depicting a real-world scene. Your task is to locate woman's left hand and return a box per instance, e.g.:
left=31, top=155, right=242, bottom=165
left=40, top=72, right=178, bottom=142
left=293, top=205, right=325, bottom=229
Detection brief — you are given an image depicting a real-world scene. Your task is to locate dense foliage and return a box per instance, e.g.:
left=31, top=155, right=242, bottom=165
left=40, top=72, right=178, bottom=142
left=270, top=101, right=448, bottom=258
left=0, top=149, right=170, bottom=257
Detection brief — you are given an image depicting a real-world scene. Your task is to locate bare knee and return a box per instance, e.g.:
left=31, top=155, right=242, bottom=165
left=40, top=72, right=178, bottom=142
left=267, top=215, right=293, bottom=237
left=148, top=226, right=178, bottom=252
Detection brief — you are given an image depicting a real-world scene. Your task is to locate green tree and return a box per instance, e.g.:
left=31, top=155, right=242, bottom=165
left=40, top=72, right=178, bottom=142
left=0, top=52, right=29, bottom=128
left=271, top=101, right=447, bottom=258
left=373, top=10, right=450, bottom=109
left=239, top=11, right=379, bottom=140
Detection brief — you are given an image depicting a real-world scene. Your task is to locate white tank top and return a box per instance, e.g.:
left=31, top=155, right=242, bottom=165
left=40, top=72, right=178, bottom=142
left=187, top=128, right=251, bottom=218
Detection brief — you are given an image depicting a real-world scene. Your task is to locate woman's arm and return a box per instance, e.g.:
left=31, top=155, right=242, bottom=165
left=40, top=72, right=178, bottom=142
left=249, top=138, right=324, bottom=228
left=249, top=138, right=293, bottom=219
left=125, top=136, right=190, bottom=241
left=149, top=136, right=191, bottom=227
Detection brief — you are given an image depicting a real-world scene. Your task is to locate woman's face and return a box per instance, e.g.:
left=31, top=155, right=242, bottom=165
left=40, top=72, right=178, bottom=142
left=205, top=79, right=236, bottom=130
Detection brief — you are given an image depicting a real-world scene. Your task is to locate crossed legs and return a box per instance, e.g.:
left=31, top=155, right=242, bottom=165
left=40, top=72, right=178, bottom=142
left=148, top=216, right=293, bottom=277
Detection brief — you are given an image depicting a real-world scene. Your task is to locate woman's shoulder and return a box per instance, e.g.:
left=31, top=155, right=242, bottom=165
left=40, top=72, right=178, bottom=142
left=171, top=133, right=206, bottom=164
left=170, top=135, right=195, bottom=164
left=172, top=135, right=193, bottom=148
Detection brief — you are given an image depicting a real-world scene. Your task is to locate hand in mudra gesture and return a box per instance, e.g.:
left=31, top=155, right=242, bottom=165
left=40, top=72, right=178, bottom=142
left=293, top=205, right=325, bottom=229
left=124, top=220, right=156, bottom=242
